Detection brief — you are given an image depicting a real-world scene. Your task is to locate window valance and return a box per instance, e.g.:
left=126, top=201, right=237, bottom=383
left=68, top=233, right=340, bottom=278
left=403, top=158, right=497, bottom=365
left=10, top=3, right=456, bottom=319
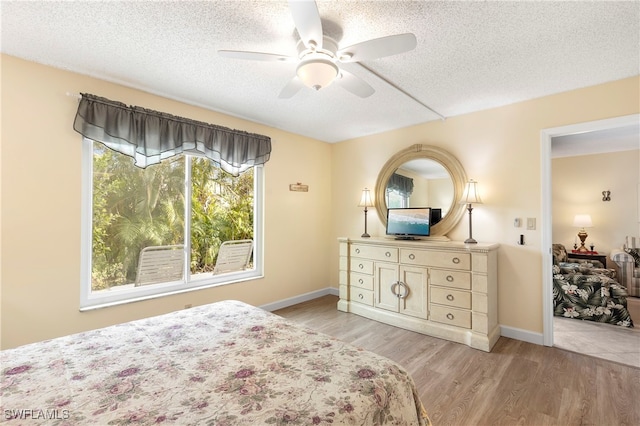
left=73, top=93, right=271, bottom=175
left=387, top=173, right=414, bottom=196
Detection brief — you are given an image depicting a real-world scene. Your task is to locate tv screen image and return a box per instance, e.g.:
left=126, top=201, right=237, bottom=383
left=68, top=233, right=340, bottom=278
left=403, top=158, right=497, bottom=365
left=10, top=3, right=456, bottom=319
left=386, top=207, right=431, bottom=239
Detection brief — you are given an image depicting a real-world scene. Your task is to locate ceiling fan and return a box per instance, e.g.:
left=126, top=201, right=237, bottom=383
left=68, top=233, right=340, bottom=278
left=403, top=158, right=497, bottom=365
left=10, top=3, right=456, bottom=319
left=218, top=0, right=417, bottom=99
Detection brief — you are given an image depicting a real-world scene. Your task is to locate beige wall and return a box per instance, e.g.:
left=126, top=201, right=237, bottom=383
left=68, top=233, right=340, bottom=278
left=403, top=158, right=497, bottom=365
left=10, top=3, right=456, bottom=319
left=552, top=150, right=639, bottom=256
left=2, top=53, right=639, bottom=349
left=0, top=55, right=332, bottom=349
left=330, top=76, right=640, bottom=334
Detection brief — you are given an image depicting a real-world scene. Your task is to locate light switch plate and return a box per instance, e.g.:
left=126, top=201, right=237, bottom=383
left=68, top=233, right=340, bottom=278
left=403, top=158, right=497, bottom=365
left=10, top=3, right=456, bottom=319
left=514, top=218, right=521, bottom=227
left=527, top=218, right=536, bottom=230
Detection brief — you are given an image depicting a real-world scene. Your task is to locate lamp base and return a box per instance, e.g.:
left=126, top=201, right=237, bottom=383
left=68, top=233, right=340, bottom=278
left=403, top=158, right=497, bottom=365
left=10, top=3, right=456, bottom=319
left=464, top=237, right=478, bottom=244
left=361, top=232, right=371, bottom=238
left=576, top=229, right=588, bottom=252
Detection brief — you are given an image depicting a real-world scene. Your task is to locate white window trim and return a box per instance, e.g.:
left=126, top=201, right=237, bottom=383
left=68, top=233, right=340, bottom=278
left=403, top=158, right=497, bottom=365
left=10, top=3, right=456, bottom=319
left=80, top=137, right=264, bottom=311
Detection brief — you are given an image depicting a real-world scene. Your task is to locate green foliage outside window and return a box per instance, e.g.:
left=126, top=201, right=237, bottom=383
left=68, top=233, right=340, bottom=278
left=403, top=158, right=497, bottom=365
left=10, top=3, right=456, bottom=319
left=91, top=142, right=254, bottom=291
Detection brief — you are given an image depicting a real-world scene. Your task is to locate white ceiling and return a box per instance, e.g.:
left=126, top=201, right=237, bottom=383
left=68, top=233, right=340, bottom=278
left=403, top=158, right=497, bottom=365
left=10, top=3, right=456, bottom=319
left=552, top=123, right=640, bottom=158
left=1, top=1, right=639, bottom=143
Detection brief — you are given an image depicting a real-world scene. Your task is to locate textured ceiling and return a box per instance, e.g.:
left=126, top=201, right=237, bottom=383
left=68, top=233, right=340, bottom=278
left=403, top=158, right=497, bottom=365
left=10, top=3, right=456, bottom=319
left=1, top=1, right=639, bottom=143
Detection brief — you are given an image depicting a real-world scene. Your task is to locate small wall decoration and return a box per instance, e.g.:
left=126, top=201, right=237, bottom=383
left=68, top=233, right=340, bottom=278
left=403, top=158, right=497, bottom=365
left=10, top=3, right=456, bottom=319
left=289, top=183, right=309, bottom=192
left=602, top=190, right=611, bottom=201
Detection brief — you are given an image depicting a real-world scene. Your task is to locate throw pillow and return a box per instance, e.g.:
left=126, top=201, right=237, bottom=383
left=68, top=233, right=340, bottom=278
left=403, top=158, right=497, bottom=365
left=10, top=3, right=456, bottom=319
left=624, top=247, right=640, bottom=268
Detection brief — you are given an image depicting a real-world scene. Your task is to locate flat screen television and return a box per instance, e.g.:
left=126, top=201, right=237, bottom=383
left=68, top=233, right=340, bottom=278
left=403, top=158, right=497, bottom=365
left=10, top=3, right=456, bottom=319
left=386, top=207, right=431, bottom=240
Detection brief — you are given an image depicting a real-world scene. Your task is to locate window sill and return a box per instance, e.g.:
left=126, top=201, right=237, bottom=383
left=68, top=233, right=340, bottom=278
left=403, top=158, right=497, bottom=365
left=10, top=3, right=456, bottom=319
left=80, top=271, right=263, bottom=311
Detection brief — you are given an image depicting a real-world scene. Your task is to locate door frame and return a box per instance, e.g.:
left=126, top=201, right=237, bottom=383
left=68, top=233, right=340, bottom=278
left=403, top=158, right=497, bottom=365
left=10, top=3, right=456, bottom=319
left=540, top=114, right=639, bottom=346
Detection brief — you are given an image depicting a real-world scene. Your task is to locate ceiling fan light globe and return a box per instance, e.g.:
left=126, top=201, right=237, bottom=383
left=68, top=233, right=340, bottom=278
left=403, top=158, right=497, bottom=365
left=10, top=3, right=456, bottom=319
left=296, top=58, right=338, bottom=90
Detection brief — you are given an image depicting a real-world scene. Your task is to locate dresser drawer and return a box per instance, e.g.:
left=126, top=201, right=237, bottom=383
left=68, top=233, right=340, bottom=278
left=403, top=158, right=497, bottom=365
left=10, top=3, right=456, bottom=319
left=351, top=244, right=398, bottom=263
left=401, top=249, right=470, bottom=270
left=430, top=269, right=471, bottom=290
left=351, top=288, right=374, bottom=306
left=350, top=272, right=374, bottom=291
left=431, top=287, right=471, bottom=309
left=430, top=305, right=471, bottom=329
left=350, top=259, right=374, bottom=275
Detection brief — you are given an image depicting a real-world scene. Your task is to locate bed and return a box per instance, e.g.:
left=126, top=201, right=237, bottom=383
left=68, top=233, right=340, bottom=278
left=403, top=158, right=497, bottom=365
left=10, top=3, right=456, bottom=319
left=1, top=300, right=430, bottom=425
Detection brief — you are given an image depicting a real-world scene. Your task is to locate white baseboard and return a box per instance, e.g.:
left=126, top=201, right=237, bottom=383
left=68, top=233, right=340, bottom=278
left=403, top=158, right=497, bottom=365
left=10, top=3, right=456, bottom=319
left=262, top=291, right=545, bottom=347
left=259, top=287, right=339, bottom=312
left=500, top=325, right=544, bottom=346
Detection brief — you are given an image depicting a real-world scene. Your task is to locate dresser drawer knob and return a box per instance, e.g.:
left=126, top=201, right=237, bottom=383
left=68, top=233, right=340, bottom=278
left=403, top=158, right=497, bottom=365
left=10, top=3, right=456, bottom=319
left=359, top=263, right=364, bottom=269
left=355, top=248, right=361, bottom=254
left=358, top=278, right=364, bottom=284
left=358, top=293, right=364, bottom=299
left=452, top=257, right=460, bottom=264
left=385, top=251, right=391, bottom=257
left=446, top=275, right=454, bottom=282
left=446, top=294, right=454, bottom=301
left=446, top=313, right=455, bottom=320
left=409, top=253, right=415, bottom=260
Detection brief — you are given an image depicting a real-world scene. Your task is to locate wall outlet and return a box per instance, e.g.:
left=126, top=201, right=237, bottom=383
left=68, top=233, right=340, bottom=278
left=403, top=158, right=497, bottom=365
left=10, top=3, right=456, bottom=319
left=514, top=218, right=521, bottom=227
left=527, top=218, right=536, bottom=230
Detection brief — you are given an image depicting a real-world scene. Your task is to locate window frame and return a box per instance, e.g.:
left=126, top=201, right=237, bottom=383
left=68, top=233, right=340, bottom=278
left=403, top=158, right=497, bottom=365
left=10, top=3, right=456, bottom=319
left=80, top=137, right=264, bottom=311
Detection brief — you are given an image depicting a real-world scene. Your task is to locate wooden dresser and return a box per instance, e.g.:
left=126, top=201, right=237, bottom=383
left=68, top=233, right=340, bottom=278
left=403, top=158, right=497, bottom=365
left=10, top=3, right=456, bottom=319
left=338, top=237, right=500, bottom=351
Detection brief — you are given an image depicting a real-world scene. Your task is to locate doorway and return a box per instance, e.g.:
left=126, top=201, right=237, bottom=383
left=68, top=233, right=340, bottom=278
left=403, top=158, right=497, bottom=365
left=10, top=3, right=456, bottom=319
left=541, top=114, right=640, bottom=365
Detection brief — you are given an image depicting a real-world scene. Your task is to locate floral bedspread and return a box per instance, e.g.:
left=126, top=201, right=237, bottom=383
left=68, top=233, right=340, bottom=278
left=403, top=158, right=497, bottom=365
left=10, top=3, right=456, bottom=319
left=1, top=300, right=429, bottom=425
left=553, top=263, right=634, bottom=328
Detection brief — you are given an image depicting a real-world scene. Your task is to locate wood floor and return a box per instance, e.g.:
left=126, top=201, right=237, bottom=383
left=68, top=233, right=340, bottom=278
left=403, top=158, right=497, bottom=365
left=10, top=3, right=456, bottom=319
left=274, top=295, right=640, bottom=426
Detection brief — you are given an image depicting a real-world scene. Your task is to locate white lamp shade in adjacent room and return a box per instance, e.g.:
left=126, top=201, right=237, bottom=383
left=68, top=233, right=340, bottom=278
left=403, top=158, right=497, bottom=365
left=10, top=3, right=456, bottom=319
left=572, top=214, right=593, bottom=229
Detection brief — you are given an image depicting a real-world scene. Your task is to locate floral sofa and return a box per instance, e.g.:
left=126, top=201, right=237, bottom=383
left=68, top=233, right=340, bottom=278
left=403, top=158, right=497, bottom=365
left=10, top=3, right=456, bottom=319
left=610, top=236, right=640, bottom=297
left=552, top=244, right=634, bottom=328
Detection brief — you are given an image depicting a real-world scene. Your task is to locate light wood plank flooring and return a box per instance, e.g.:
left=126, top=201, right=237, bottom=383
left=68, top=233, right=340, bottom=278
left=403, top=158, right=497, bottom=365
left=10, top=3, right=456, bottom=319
left=275, top=295, right=640, bottom=426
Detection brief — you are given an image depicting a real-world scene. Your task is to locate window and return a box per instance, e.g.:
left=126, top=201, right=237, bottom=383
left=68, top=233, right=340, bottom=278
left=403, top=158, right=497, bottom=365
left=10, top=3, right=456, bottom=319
left=386, top=172, right=413, bottom=208
left=81, top=139, right=263, bottom=309
left=386, top=189, right=409, bottom=208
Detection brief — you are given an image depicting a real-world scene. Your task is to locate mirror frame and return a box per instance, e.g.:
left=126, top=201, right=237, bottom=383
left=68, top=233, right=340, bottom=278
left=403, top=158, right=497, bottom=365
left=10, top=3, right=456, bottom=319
left=375, top=144, right=467, bottom=239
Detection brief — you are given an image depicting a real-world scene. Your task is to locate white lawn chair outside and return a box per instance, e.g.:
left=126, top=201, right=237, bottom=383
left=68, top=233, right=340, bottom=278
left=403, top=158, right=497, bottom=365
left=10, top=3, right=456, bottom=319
left=213, top=240, right=253, bottom=275
left=135, top=245, right=185, bottom=286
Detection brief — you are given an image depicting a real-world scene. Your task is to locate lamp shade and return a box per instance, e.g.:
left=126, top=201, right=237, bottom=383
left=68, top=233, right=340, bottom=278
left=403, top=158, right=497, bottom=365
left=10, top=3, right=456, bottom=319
left=460, top=179, right=483, bottom=204
left=573, top=214, right=593, bottom=228
left=358, top=188, right=374, bottom=207
left=296, top=57, right=338, bottom=90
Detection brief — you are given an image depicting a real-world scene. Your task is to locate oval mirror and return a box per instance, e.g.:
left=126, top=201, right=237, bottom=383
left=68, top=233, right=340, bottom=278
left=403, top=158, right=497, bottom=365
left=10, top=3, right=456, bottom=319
left=375, top=144, right=467, bottom=239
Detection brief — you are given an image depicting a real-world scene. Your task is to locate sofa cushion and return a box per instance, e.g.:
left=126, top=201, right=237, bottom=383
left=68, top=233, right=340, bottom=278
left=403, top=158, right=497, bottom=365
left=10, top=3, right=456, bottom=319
left=552, top=244, right=568, bottom=265
left=558, top=262, right=616, bottom=278
left=624, top=247, right=640, bottom=268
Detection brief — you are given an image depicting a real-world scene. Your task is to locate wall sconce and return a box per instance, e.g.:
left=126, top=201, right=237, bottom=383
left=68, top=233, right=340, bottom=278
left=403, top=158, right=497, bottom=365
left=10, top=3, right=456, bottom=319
left=459, top=179, right=483, bottom=244
left=573, top=214, right=593, bottom=252
left=358, top=188, right=374, bottom=238
left=602, top=190, right=611, bottom=201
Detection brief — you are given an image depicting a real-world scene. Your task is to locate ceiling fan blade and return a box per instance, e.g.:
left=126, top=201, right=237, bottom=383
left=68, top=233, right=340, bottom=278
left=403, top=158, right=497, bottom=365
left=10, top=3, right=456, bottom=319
left=337, top=33, right=417, bottom=62
left=288, top=0, right=323, bottom=49
left=335, top=69, right=375, bottom=98
left=218, top=50, right=294, bottom=62
left=278, top=77, right=305, bottom=99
